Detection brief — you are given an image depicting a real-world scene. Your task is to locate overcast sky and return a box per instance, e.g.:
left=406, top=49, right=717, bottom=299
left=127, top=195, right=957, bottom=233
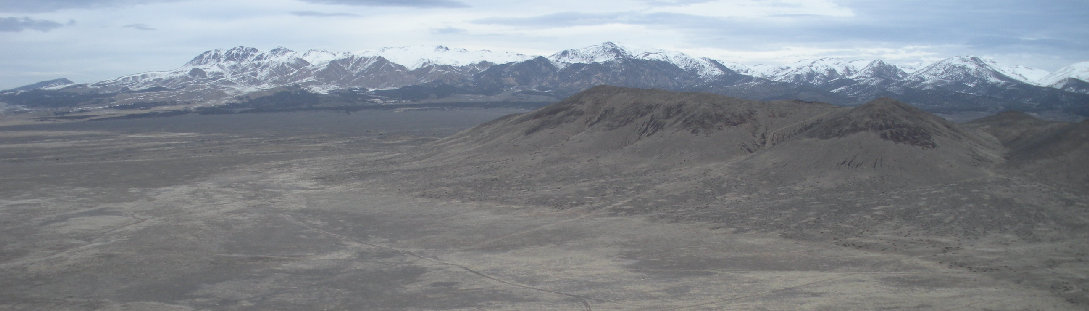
left=1, top=0, right=1087, bottom=89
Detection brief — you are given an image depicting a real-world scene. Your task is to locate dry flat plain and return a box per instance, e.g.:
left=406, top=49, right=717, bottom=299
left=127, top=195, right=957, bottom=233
left=0, top=106, right=1086, bottom=310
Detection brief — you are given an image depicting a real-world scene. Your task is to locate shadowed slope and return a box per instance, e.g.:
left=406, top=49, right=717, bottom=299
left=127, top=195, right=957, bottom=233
left=802, top=97, right=965, bottom=148
left=733, top=96, right=1003, bottom=187
left=967, top=111, right=1065, bottom=150
left=436, top=85, right=836, bottom=164
left=970, top=112, right=1089, bottom=190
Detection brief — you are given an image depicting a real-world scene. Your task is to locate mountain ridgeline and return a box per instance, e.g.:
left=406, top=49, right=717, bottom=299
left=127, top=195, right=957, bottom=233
left=3, top=42, right=1088, bottom=120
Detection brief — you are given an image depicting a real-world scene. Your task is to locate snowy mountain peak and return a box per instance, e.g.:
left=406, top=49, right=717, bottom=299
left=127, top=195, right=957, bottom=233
left=186, top=46, right=265, bottom=66
left=254, top=47, right=303, bottom=63
left=944, top=56, right=988, bottom=67
left=921, top=55, right=1039, bottom=80
left=549, top=41, right=634, bottom=64
left=186, top=50, right=222, bottom=67
left=857, top=60, right=907, bottom=80
left=937, top=56, right=1050, bottom=85
left=546, top=42, right=728, bottom=78
left=300, top=49, right=343, bottom=66
left=222, top=46, right=261, bottom=62
left=268, top=46, right=295, bottom=56
left=908, top=56, right=1023, bottom=86
left=1039, top=61, right=1089, bottom=86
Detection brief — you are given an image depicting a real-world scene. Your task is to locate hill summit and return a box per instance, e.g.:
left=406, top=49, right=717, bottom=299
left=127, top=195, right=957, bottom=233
left=802, top=97, right=965, bottom=148
left=438, top=85, right=836, bottom=161
left=430, top=86, right=1001, bottom=187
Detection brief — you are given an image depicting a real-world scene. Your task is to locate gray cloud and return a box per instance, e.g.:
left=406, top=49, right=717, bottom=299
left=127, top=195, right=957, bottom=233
left=0, top=16, right=69, bottom=32
left=476, top=12, right=629, bottom=26
left=965, top=36, right=1088, bottom=53
left=122, top=23, right=155, bottom=30
left=0, top=0, right=179, bottom=12
left=640, top=0, right=714, bottom=5
left=291, top=11, right=359, bottom=17
left=473, top=0, right=1089, bottom=58
left=297, top=0, right=467, bottom=8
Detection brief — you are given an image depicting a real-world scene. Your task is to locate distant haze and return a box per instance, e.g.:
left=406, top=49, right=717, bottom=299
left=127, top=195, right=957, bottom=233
left=1, top=0, right=1087, bottom=89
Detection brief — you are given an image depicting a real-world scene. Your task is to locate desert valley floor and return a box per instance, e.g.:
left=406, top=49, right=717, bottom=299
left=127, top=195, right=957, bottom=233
left=1, top=102, right=1087, bottom=310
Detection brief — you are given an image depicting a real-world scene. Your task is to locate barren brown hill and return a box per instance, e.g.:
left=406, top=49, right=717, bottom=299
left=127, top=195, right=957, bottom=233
left=428, top=86, right=1001, bottom=187
left=732, top=96, right=1003, bottom=187
left=800, top=97, right=967, bottom=148
left=433, top=85, right=834, bottom=163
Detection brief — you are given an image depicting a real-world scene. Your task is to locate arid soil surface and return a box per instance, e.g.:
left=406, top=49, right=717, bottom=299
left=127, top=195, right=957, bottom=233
left=1, top=108, right=1086, bottom=310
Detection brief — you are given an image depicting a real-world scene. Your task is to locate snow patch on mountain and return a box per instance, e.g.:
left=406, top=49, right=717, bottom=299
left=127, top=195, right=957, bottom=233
left=992, top=64, right=1050, bottom=86
left=3, top=78, right=76, bottom=93
left=300, top=49, right=345, bottom=66
left=357, top=45, right=532, bottom=70
left=740, top=64, right=781, bottom=78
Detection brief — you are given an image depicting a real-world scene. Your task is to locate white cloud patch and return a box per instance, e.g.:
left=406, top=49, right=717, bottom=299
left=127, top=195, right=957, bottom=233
left=296, top=0, right=468, bottom=8
left=647, top=0, right=854, bottom=19
left=0, top=0, right=184, bottom=13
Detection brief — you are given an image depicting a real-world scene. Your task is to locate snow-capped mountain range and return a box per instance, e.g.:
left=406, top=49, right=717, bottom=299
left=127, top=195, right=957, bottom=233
left=4, top=42, right=1088, bottom=119
left=80, top=42, right=1087, bottom=93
